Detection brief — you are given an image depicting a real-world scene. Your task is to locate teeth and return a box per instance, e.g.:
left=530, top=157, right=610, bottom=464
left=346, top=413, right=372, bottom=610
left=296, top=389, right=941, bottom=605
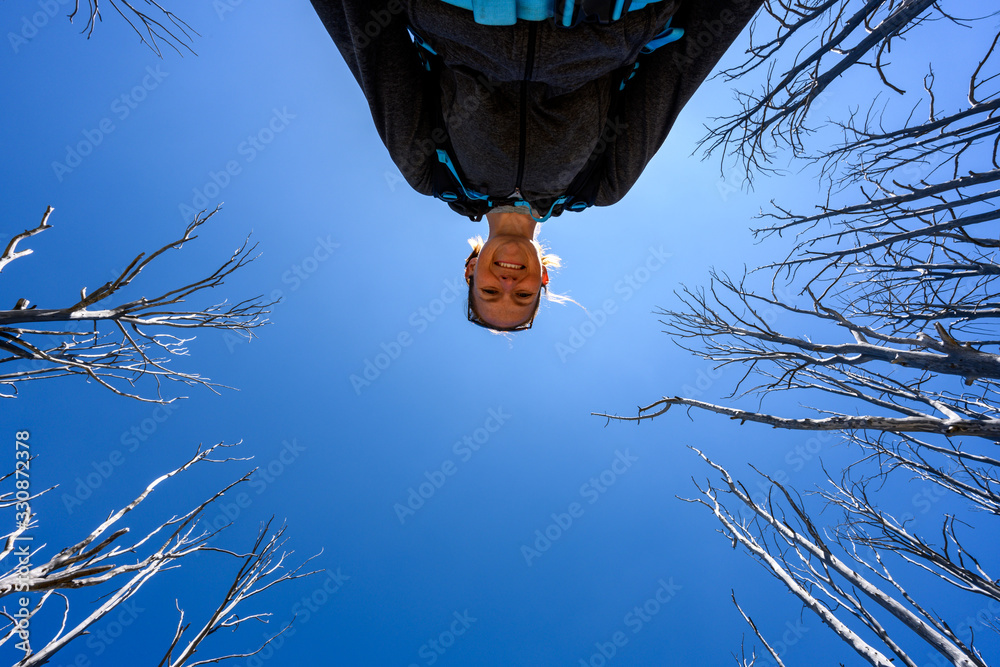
left=496, top=261, right=524, bottom=270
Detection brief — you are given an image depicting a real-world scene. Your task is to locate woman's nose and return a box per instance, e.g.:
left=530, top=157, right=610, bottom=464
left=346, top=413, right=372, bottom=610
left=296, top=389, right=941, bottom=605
left=499, top=274, right=521, bottom=289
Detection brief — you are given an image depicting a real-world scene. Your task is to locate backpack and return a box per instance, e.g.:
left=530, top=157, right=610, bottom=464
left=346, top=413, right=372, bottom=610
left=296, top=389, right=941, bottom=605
left=411, top=9, right=682, bottom=222
left=438, top=0, right=668, bottom=27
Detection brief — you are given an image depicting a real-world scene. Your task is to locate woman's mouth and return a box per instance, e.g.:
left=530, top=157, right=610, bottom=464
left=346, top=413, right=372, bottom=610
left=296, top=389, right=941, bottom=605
left=495, top=261, right=525, bottom=270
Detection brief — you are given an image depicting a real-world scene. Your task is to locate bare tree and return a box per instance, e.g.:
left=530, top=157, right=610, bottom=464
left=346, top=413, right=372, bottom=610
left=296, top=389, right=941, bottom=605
left=67, top=0, right=196, bottom=56
left=597, top=3, right=1000, bottom=665
left=684, top=448, right=993, bottom=667
left=0, top=206, right=271, bottom=403
left=702, top=0, right=998, bottom=177
left=0, top=442, right=321, bottom=667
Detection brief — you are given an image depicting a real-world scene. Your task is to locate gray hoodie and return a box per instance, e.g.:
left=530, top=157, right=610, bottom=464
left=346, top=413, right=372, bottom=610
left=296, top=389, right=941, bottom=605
left=311, top=0, right=762, bottom=219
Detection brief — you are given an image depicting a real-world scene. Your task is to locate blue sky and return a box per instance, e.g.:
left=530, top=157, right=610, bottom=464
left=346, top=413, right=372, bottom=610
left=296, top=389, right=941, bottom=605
left=2, top=2, right=997, bottom=666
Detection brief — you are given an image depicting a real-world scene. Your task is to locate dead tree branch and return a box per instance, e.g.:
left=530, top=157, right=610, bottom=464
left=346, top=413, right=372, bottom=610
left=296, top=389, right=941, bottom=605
left=0, top=207, right=273, bottom=403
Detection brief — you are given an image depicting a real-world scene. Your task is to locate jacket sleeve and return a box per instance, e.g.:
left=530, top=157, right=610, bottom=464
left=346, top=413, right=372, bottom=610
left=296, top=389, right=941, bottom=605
left=310, top=0, right=437, bottom=195
left=595, top=0, right=764, bottom=206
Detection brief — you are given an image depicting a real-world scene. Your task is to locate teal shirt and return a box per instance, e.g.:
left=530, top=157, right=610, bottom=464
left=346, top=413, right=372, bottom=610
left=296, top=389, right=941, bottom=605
left=440, top=0, right=663, bottom=26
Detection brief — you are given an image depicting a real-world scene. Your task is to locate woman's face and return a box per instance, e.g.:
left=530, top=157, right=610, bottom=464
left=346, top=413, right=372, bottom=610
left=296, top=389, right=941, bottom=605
left=465, top=235, right=549, bottom=329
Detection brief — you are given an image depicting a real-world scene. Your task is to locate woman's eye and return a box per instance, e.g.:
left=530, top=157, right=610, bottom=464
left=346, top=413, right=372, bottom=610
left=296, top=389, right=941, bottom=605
left=482, top=288, right=498, bottom=295
left=517, top=292, right=532, bottom=299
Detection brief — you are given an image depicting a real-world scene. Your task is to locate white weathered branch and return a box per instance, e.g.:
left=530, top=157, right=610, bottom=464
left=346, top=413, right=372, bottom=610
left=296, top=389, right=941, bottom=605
left=2, top=442, right=317, bottom=667
left=0, top=207, right=53, bottom=274
left=688, top=448, right=983, bottom=667
left=67, top=0, right=197, bottom=56
left=594, top=396, right=1000, bottom=438
left=0, top=207, right=272, bottom=403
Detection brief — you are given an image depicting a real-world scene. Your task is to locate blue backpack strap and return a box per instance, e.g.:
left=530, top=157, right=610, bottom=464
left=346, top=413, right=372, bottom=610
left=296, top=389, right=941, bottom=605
left=554, top=0, right=633, bottom=26
left=438, top=0, right=674, bottom=27
left=467, top=0, right=552, bottom=25
left=619, top=18, right=683, bottom=90
left=529, top=196, right=571, bottom=222
left=435, top=149, right=572, bottom=222
left=408, top=26, right=439, bottom=71
left=435, top=149, right=493, bottom=204
left=641, top=18, right=683, bottom=54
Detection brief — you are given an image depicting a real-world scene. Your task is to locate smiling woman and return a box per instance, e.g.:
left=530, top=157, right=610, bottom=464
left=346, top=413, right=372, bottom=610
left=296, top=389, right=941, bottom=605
left=310, top=0, right=762, bottom=331
left=463, top=208, right=566, bottom=331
